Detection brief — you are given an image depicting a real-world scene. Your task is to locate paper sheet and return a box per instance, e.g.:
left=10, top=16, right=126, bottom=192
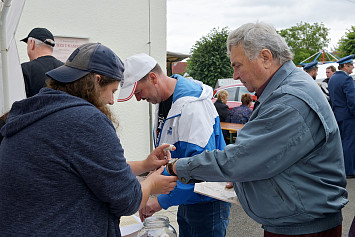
left=120, top=215, right=143, bottom=237
left=194, top=182, right=240, bottom=205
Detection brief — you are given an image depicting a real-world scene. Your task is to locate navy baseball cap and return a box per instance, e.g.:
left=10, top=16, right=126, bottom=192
left=336, top=54, right=354, bottom=65
left=21, top=27, right=55, bottom=47
left=303, top=61, right=318, bottom=70
left=46, top=43, right=124, bottom=83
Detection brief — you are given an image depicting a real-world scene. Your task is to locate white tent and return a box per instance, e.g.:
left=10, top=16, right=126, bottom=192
left=316, top=60, right=355, bottom=81
left=0, top=0, right=26, bottom=114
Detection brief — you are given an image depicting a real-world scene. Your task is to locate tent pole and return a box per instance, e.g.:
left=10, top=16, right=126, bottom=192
left=0, top=0, right=12, bottom=111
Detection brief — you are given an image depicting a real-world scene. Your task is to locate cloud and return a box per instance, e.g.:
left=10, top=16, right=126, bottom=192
left=167, top=0, right=355, bottom=54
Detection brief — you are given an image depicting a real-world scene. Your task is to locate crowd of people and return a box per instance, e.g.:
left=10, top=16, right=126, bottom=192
left=0, top=22, right=354, bottom=237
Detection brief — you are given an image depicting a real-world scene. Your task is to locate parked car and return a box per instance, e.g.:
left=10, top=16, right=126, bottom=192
left=212, top=83, right=257, bottom=109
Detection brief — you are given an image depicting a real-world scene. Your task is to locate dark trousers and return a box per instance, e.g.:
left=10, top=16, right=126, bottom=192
left=264, top=224, right=342, bottom=237
left=177, top=201, right=231, bottom=237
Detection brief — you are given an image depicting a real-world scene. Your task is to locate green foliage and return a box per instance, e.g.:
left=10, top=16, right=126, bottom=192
left=278, top=22, right=330, bottom=65
left=337, top=26, right=355, bottom=57
left=186, top=27, right=233, bottom=88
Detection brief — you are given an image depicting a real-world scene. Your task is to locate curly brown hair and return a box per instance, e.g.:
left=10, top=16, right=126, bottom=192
left=241, top=93, right=252, bottom=106
left=46, top=73, right=117, bottom=124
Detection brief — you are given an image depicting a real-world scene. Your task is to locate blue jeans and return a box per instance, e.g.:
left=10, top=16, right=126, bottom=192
left=177, top=200, right=231, bottom=237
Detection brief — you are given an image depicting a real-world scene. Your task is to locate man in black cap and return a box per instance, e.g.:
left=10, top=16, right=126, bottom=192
left=20, top=27, right=63, bottom=97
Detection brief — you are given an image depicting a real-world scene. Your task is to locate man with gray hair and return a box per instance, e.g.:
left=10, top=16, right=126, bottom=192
left=20, top=27, right=63, bottom=97
left=168, top=22, right=348, bottom=236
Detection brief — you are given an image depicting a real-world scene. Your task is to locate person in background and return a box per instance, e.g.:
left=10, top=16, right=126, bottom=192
left=350, top=216, right=355, bottom=237
left=0, top=43, right=178, bottom=236
left=326, top=65, right=336, bottom=79
left=302, top=61, right=318, bottom=80
left=214, top=90, right=230, bottom=144
left=20, top=27, right=64, bottom=97
left=226, top=93, right=253, bottom=124
left=214, top=89, right=229, bottom=122
left=328, top=54, right=355, bottom=178
left=117, top=53, right=230, bottom=237
left=320, top=65, right=336, bottom=104
left=169, top=22, right=348, bottom=237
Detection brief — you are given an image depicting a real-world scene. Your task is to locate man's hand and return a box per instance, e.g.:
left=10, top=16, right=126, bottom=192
left=144, top=144, right=176, bottom=171
left=139, top=197, right=163, bottom=221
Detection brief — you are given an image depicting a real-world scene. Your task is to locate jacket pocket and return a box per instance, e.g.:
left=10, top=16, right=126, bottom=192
left=238, top=178, right=306, bottom=224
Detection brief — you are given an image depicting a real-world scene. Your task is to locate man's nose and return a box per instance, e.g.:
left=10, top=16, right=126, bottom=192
left=233, top=69, right=240, bottom=80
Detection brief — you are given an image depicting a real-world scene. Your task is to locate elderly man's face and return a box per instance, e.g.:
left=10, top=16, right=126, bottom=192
left=230, top=44, right=265, bottom=93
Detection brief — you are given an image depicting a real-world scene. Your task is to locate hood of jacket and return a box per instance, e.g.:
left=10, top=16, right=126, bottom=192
left=1, top=88, right=94, bottom=138
left=168, top=74, right=213, bottom=118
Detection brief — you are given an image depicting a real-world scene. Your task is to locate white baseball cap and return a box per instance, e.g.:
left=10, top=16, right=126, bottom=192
left=117, top=53, right=157, bottom=102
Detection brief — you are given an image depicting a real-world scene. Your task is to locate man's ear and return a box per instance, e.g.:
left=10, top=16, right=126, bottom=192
left=149, top=72, right=158, bottom=85
left=96, top=74, right=102, bottom=84
left=259, top=49, right=272, bottom=69
left=29, top=40, right=35, bottom=50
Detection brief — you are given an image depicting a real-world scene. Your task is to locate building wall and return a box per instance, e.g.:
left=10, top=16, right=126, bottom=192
left=16, top=0, right=167, bottom=161
left=172, top=61, right=187, bottom=75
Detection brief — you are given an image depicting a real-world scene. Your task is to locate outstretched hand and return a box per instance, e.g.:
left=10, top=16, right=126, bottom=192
left=139, top=196, right=162, bottom=221
left=144, top=144, right=176, bottom=171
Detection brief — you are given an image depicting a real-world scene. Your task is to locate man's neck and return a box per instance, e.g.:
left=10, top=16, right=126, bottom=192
left=30, top=46, right=53, bottom=61
left=162, top=76, right=177, bottom=101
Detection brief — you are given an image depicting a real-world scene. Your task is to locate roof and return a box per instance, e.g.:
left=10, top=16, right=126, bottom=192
left=166, top=51, right=190, bottom=62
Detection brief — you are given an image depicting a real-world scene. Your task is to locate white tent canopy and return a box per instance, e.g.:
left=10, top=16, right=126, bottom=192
left=0, top=0, right=26, bottom=114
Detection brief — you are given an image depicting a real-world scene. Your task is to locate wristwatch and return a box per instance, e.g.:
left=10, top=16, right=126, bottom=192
left=167, top=158, right=178, bottom=176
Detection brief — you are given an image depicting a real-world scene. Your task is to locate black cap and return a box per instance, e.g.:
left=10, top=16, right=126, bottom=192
left=21, top=27, right=55, bottom=47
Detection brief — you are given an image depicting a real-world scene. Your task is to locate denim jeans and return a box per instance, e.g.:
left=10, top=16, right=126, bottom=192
left=177, top=200, right=231, bottom=237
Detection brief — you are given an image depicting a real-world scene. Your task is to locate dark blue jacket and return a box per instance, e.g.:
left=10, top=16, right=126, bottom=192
left=328, top=70, right=355, bottom=175
left=0, top=88, right=141, bottom=236
left=328, top=71, right=355, bottom=121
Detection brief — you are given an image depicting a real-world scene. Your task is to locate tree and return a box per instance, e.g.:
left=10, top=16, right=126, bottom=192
left=278, top=22, right=330, bottom=65
left=187, top=27, right=233, bottom=88
left=337, top=26, right=355, bottom=57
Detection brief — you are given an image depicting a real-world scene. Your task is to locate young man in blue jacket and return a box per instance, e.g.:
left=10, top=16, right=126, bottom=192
left=169, top=22, right=348, bottom=237
left=118, top=53, right=230, bottom=237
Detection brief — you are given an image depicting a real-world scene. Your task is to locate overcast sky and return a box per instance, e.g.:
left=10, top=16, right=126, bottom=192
left=167, top=0, right=355, bottom=55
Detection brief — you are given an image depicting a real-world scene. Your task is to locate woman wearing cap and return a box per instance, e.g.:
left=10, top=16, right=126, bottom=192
left=0, top=43, right=178, bottom=236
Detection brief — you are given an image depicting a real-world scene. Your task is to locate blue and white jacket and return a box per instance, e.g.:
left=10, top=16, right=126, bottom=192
left=154, top=74, right=226, bottom=209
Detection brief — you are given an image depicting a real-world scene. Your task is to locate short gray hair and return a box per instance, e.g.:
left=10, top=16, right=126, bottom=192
left=28, top=37, right=54, bottom=49
left=227, top=22, right=293, bottom=64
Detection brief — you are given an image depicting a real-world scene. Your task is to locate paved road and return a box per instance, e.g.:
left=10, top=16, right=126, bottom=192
left=226, top=177, right=355, bottom=237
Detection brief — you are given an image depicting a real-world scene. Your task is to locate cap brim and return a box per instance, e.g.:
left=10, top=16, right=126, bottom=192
left=46, top=65, right=90, bottom=83
left=117, top=82, right=137, bottom=102
left=20, top=37, right=28, bottom=43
